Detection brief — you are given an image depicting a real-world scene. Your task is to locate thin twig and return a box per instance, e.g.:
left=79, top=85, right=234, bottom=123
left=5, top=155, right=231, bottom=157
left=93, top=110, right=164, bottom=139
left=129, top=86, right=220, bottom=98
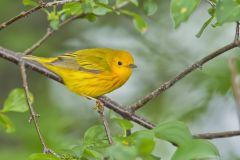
left=96, top=101, right=113, bottom=144
left=0, top=5, right=43, bottom=31
left=24, top=14, right=84, bottom=54
left=194, top=130, right=240, bottom=139
left=229, top=57, right=240, bottom=128
left=45, top=0, right=82, bottom=7
left=129, top=22, right=240, bottom=113
left=99, top=111, right=113, bottom=144
left=1, top=47, right=240, bottom=139
left=113, top=1, right=129, bottom=10
left=206, top=0, right=216, bottom=7
left=24, top=27, right=52, bottom=55
left=0, top=0, right=82, bottom=31
left=128, top=42, right=238, bottom=112
left=19, top=61, right=59, bottom=156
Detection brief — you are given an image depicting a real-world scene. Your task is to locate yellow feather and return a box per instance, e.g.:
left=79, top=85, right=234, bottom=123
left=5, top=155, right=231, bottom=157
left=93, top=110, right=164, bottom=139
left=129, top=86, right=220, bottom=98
left=23, top=48, right=135, bottom=97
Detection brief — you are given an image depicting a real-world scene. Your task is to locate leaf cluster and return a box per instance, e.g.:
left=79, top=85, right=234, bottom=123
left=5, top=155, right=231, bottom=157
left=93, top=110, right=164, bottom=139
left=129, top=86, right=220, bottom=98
left=28, top=120, right=219, bottom=160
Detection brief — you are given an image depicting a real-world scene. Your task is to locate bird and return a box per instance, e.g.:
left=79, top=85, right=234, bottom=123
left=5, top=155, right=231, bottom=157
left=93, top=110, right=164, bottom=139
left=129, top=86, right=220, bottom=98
left=23, top=48, right=136, bottom=98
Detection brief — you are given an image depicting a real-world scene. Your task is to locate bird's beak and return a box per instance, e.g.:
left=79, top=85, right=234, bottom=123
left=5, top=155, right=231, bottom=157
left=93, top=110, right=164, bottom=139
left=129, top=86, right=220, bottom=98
left=127, top=64, right=137, bottom=68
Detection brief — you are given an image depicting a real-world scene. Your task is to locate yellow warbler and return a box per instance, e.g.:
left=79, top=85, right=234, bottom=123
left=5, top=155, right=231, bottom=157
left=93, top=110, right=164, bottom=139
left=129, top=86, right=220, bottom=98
left=24, top=48, right=136, bottom=97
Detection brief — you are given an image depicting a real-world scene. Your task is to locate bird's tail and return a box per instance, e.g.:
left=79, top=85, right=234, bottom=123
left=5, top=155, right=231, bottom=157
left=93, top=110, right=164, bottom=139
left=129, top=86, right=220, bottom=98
left=23, top=55, right=57, bottom=64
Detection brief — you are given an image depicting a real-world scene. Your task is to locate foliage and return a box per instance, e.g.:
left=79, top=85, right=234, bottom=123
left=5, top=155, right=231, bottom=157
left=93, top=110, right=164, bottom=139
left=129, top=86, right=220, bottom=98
left=0, top=88, right=31, bottom=133
left=29, top=121, right=219, bottom=160
left=22, top=0, right=240, bottom=36
left=1, top=0, right=240, bottom=159
left=22, top=0, right=158, bottom=33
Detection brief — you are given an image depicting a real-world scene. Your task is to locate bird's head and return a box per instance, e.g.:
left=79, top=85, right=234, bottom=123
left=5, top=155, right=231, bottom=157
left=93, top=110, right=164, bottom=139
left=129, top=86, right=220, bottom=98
left=110, top=50, right=136, bottom=79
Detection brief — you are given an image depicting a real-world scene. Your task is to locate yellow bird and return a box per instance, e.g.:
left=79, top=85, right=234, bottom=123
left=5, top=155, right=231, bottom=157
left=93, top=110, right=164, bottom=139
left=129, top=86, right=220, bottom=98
left=24, top=48, right=136, bottom=97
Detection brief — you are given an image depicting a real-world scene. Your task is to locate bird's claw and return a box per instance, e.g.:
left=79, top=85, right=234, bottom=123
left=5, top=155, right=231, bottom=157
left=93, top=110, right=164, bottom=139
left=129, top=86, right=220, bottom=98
left=28, top=112, right=40, bottom=123
left=95, top=100, right=104, bottom=113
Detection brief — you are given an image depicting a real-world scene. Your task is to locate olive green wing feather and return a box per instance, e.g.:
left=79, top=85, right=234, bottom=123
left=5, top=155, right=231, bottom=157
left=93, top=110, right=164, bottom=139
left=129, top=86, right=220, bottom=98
left=48, top=49, right=111, bottom=74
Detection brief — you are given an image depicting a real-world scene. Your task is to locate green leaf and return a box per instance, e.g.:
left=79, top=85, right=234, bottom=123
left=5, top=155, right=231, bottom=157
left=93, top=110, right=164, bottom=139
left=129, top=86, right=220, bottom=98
left=143, top=0, right=158, bottom=16
left=216, top=0, right=240, bottom=24
left=104, top=137, right=138, bottom=160
left=61, top=154, right=79, bottom=160
left=196, top=16, right=214, bottom=38
left=83, top=125, right=108, bottom=148
left=171, top=139, right=219, bottom=160
left=128, top=130, right=155, bottom=156
left=130, top=0, right=138, bottom=6
left=82, top=149, right=103, bottom=160
left=121, top=11, right=147, bottom=33
left=22, top=0, right=38, bottom=6
left=28, top=153, right=60, bottom=160
left=82, top=0, right=96, bottom=13
left=48, top=12, right=60, bottom=30
left=92, top=5, right=112, bottom=15
left=133, top=15, right=148, bottom=33
left=84, top=14, right=97, bottom=22
left=171, top=0, right=201, bottom=28
left=116, top=0, right=127, bottom=6
left=50, top=20, right=60, bottom=30
left=119, top=10, right=148, bottom=33
left=96, top=0, right=109, bottom=4
left=63, top=2, right=83, bottom=15
left=116, top=0, right=138, bottom=6
left=154, top=121, right=192, bottom=146
left=1, top=88, right=32, bottom=113
left=112, top=118, right=133, bottom=132
left=0, top=113, right=15, bottom=133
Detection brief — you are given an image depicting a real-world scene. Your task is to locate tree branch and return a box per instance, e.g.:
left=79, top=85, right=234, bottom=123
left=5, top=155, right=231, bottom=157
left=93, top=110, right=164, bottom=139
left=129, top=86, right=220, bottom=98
left=0, top=5, right=43, bottom=31
left=20, top=62, right=58, bottom=156
left=194, top=130, right=240, bottom=139
left=128, top=42, right=239, bottom=112
left=0, top=0, right=82, bottom=31
left=129, top=22, right=240, bottom=113
left=1, top=47, right=240, bottom=139
left=234, top=22, right=240, bottom=42
left=97, top=101, right=113, bottom=144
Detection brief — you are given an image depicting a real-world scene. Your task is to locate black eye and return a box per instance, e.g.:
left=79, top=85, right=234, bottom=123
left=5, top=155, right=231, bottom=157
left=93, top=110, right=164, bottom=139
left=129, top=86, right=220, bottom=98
left=118, top=61, right=122, bottom=65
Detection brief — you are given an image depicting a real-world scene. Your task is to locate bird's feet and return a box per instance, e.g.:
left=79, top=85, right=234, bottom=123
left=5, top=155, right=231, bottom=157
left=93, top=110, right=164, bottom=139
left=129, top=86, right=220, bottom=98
left=28, top=111, right=40, bottom=123
left=95, top=100, right=104, bottom=113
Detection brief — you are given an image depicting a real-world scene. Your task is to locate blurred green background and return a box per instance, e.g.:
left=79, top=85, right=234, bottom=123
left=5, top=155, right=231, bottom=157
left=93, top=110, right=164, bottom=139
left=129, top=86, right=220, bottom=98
left=1, top=0, right=240, bottom=159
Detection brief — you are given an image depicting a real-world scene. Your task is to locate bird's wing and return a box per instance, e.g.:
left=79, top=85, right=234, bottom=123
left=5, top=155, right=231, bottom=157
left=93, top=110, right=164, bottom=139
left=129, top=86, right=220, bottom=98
left=48, top=50, right=111, bottom=74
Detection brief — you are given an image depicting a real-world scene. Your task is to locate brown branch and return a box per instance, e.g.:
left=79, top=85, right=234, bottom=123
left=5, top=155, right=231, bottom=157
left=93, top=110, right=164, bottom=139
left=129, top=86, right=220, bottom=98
left=1, top=47, right=240, bottom=139
left=24, top=14, right=85, bottom=54
left=20, top=62, right=58, bottom=156
left=129, top=22, right=240, bottom=113
left=0, top=0, right=82, bottom=31
left=128, top=42, right=239, bottom=112
left=97, top=101, right=113, bottom=144
left=235, top=22, right=240, bottom=42
left=24, top=27, right=52, bottom=55
left=0, top=5, right=43, bottom=31
left=194, top=130, right=240, bottom=139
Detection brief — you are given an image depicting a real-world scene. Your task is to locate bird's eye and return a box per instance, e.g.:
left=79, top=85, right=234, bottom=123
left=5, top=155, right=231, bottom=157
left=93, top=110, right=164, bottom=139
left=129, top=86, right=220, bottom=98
left=118, top=61, right=123, bottom=66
